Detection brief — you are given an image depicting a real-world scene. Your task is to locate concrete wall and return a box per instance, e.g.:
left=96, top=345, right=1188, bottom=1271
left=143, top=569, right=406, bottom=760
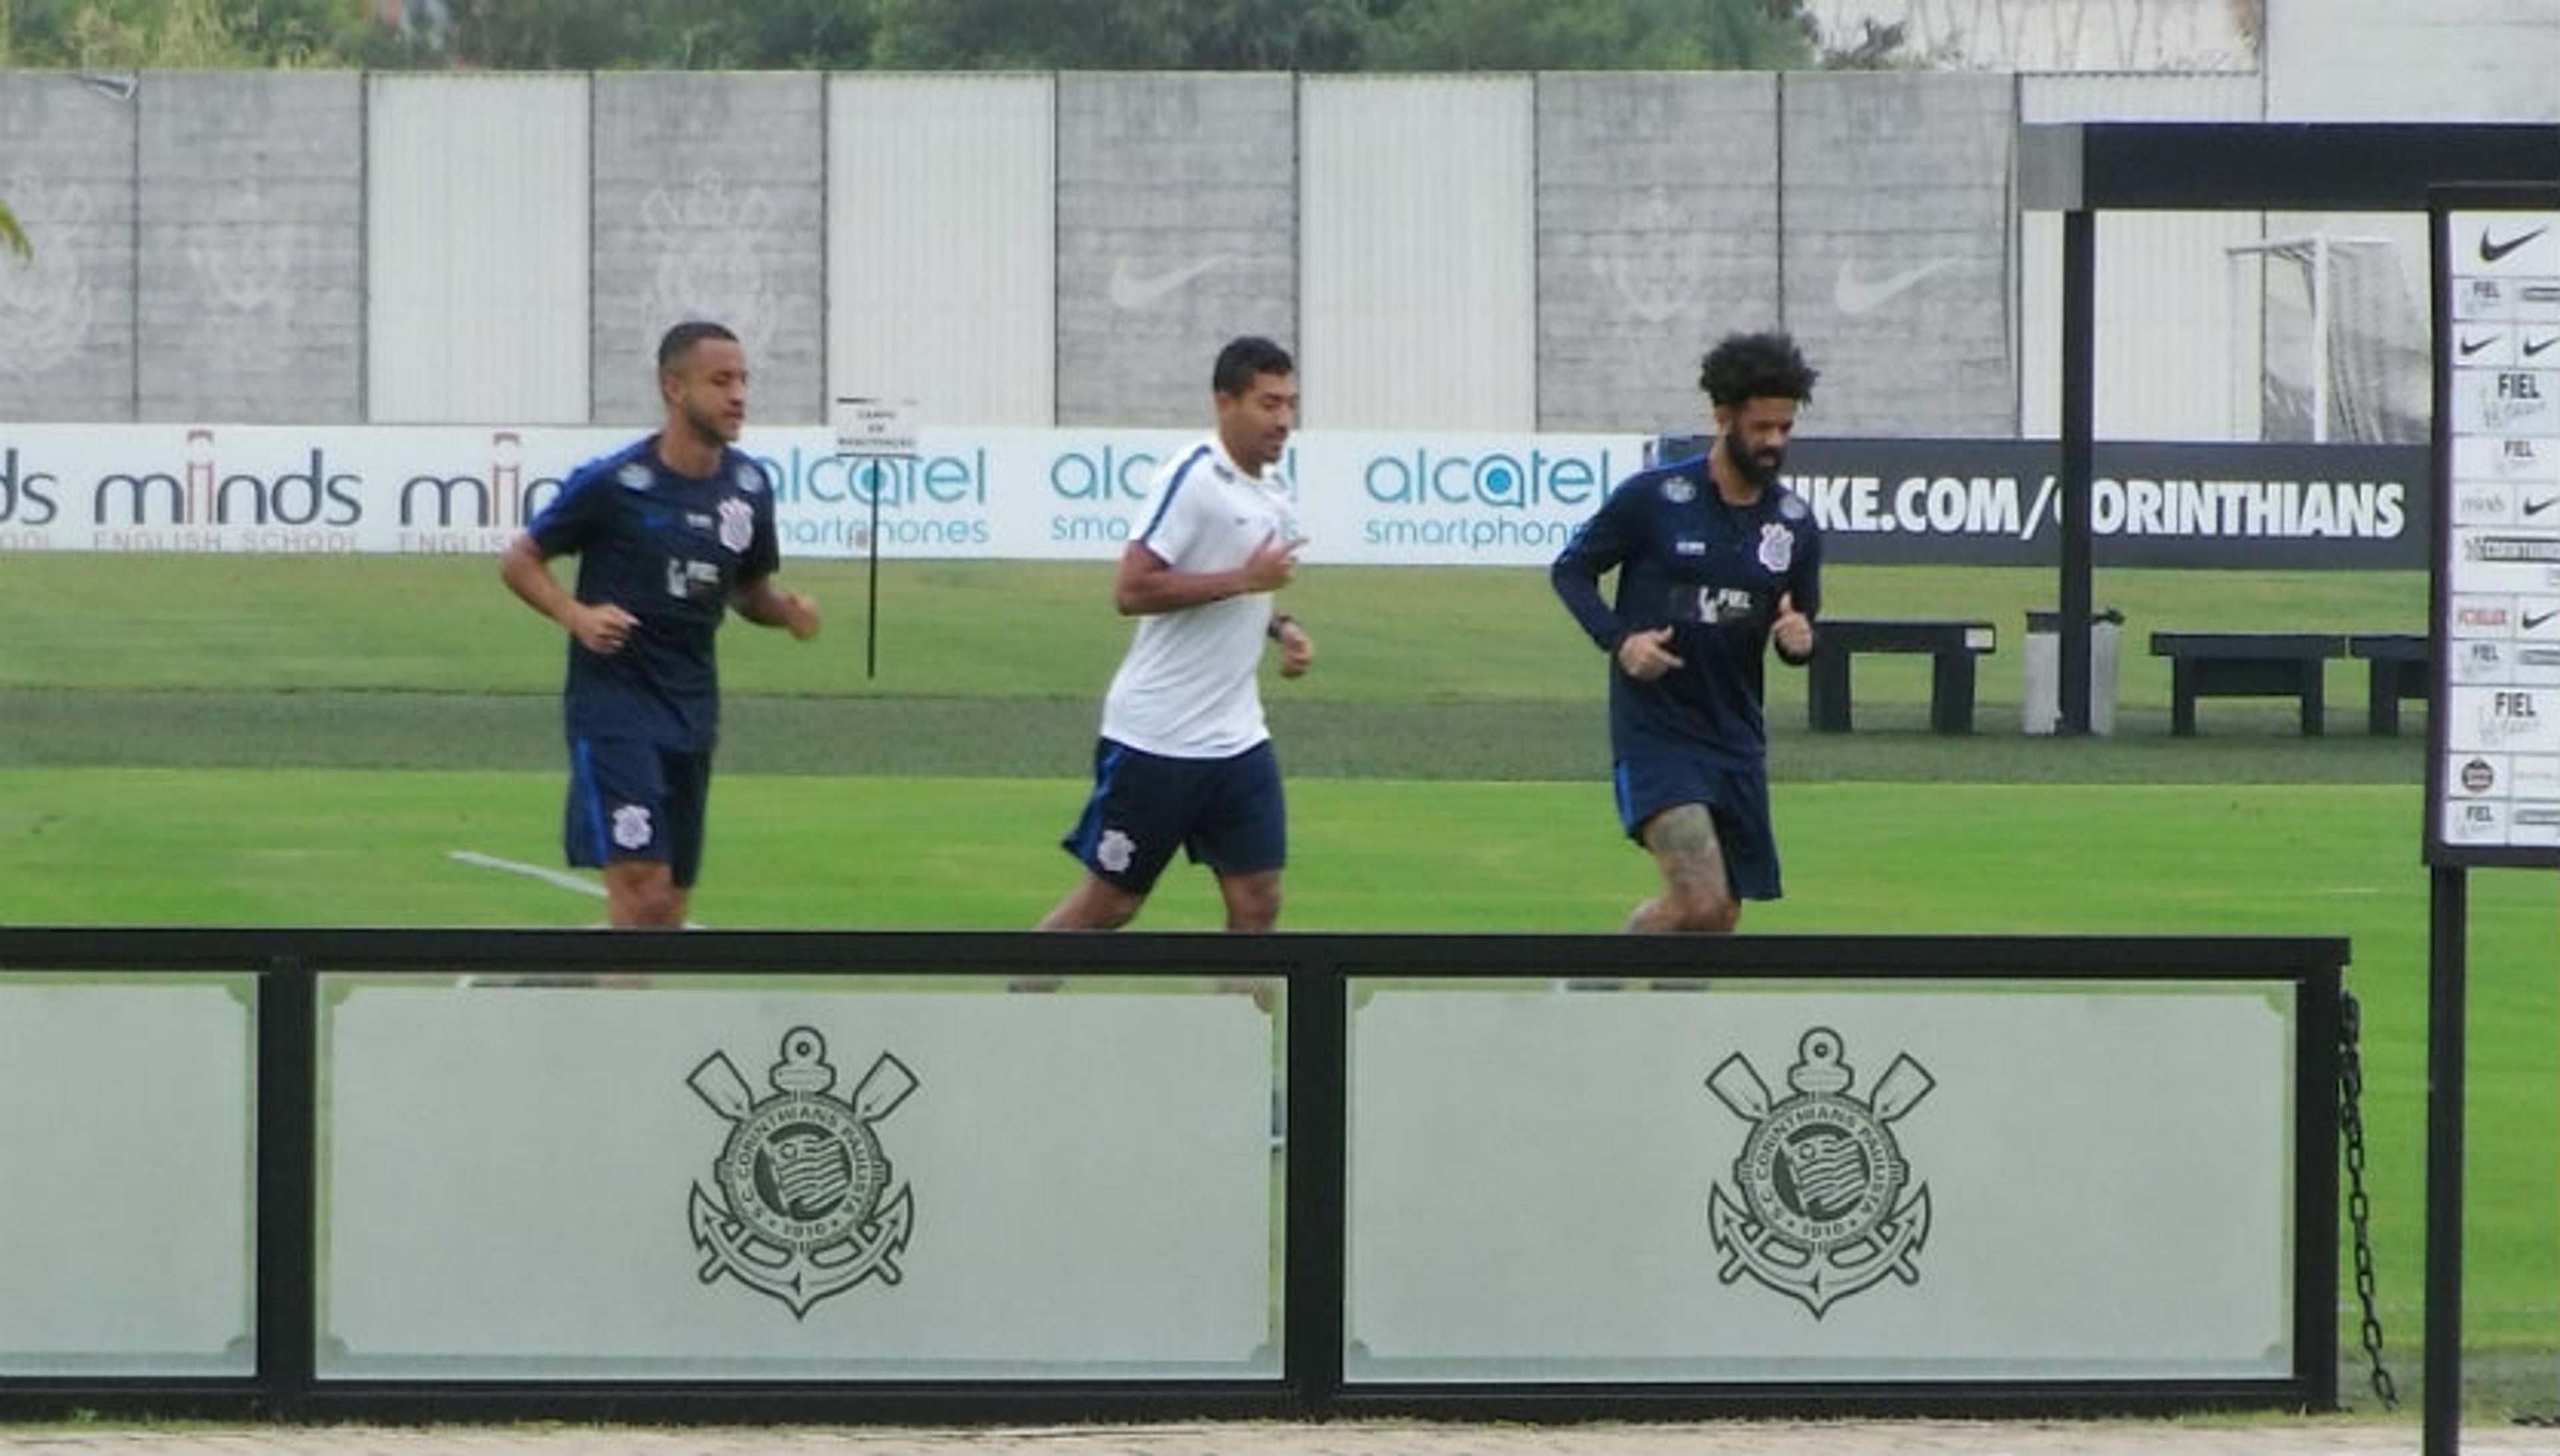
left=1, top=53, right=2546, bottom=435
left=1054, top=73, right=1299, bottom=428
left=0, top=72, right=137, bottom=421
left=591, top=73, right=827, bottom=427
left=137, top=72, right=364, bottom=423
left=1781, top=71, right=2015, bottom=437
left=1535, top=73, right=1779, bottom=434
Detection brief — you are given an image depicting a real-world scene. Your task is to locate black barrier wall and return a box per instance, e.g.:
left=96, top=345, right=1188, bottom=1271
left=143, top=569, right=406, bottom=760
left=0, top=929, right=2343, bottom=1423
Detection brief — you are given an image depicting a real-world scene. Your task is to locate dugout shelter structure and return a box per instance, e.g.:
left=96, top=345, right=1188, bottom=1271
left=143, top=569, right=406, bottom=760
left=2021, top=121, right=2560, bottom=1456
left=2016, top=120, right=2559, bottom=737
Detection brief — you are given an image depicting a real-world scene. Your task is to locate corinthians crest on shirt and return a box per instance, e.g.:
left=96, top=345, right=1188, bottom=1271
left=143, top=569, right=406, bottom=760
left=715, top=497, right=755, bottom=553
left=1756, top=521, right=1793, bottom=574
left=687, top=1027, right=917, bottom=1318
left=1704, top=1027, right=1933, bottom=1317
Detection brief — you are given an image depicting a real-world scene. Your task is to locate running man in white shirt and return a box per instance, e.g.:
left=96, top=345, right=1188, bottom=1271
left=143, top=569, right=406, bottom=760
left=1038, top=336, right=1315, bottom=931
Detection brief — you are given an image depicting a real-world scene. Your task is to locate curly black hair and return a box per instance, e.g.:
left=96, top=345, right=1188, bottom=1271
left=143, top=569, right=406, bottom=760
left=1697, top=330, right=1818, bottom=409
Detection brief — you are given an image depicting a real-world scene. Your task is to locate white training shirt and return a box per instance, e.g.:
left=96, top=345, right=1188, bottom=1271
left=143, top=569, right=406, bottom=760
left=1098, top=436, right=1301, bottom=759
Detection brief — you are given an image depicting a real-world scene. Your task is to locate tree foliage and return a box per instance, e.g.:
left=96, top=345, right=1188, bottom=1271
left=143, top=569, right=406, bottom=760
left=3, top=0, right=1827, bottom=71
left=869, top=0, right=1370, bottom=71
left=1360, top=0, right=1813, bottom=71
left=3, top=0, right=383, bottom=66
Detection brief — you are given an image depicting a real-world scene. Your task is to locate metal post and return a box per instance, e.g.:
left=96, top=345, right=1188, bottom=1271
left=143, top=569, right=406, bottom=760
left=1283, top=954, right=1348, bottom=1410
left=254, top=956, right=317, bottom=1417
left=2059, top=207, right=2095, bottom=735
left=866, top=458, right=883, bottom=679
left=2423, top=865, right=2467, bottom=1456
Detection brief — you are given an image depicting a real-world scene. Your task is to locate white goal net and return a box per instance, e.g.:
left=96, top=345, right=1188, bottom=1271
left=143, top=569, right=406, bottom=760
left=2241, top=234, right=2431, bottom=444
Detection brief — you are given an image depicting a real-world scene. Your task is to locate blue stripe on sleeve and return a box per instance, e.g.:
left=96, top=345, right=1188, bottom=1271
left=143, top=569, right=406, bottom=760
left=1134, top=445, right=1215, bottom=547
left=527, top=440, right=643, bottom=548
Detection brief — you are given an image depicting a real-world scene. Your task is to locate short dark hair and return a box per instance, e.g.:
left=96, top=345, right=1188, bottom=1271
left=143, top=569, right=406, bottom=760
left=1213, top=335, right=1295, bottom=396
left=657, top=320, right=739, bottom=374
left=1698, top=330, right=1817, bottom=409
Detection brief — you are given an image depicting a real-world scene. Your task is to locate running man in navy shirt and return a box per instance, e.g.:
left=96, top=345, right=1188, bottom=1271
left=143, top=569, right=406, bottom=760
left=499, top=321, right=819, bottom=928
left=1552, top=330, right=1821, bottom=932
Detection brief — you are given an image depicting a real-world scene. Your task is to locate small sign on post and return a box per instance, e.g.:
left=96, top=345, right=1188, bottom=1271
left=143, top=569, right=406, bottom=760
left=831, top=396, right=920, bottom=680
left=831, top=396, right=918, bottom=460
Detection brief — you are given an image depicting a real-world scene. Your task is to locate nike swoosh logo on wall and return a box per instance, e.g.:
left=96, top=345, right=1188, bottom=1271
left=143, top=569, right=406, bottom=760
left=2525, top=335, right=2558, bottom=359
left=2479, top=226, right=2548, bottom=264
left=2525, top=497, right=2558, bottom=517
left=2459, top=335, right=2497, bottom=357
left=2523, top=609, right=2559, bottom=630
left=1109, top=255, right=1237, bottom=311
left=1832, top=257, right=1961, bottom=316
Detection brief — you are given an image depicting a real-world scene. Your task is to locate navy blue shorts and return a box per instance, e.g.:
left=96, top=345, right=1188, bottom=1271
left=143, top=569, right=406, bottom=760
left=1613, top=753, right=1783, bottom=901
left=564, top=737, right=712, bottom=888
left=1059, top=738, right=1286, bottom=896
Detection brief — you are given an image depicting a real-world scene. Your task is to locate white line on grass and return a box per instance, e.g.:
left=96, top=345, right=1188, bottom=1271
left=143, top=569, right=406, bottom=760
left=447, top=849, right=607, bottom=899
left=446, top=849, right=706, bottom=929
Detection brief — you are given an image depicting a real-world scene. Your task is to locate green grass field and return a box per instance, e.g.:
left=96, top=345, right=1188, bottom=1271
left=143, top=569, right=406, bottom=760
left=0, top=553, right=2550, bottom=1409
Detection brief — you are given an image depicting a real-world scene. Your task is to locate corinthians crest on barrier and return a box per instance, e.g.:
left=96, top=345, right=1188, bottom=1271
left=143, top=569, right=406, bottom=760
left=1704, top=1027, right=1933, bottom=1317
left=687, top=1027, right=917, bottom=1318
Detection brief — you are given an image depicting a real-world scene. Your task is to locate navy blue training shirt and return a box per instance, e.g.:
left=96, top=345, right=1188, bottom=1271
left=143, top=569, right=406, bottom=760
left=1551, top=451, right=1823, bottom=763
left=527, top=436, right=781, bottom=752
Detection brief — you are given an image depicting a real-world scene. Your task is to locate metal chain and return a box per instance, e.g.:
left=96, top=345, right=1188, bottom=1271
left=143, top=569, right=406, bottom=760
left=2337, top=989, right=2398, bottom=1411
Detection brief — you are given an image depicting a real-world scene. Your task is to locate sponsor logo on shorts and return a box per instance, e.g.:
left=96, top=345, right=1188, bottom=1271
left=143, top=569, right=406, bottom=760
left=612, top=804, right=653, bottom=850
left=1096, top=828, right=1136, bottom=875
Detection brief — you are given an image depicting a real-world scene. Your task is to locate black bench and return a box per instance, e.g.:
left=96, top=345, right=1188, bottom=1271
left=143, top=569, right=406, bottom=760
left=2149, top=631, right=2345, bottom=736
left=2347, top=633, right=2430, bottom=736
left=1808, top=618, right=1997, bottom=735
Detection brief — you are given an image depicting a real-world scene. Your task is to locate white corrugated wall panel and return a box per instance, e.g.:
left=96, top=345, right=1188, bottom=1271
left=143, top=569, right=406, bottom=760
left=2017, top=71, right=2262, bottom=125
left=366, top=75, right=590, bottom=423
left=829, top=75, right=1055, bottom=427
left=2018, top=73, right=2267, bottom=440
left=2268, top=0, right=2559, bottom=121
left=1301, top=77, right=1535, bottom=430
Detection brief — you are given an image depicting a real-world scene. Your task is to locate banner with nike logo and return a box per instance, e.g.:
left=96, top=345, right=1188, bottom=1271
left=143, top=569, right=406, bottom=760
left=2431, top=194, right=2560, bottom=867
